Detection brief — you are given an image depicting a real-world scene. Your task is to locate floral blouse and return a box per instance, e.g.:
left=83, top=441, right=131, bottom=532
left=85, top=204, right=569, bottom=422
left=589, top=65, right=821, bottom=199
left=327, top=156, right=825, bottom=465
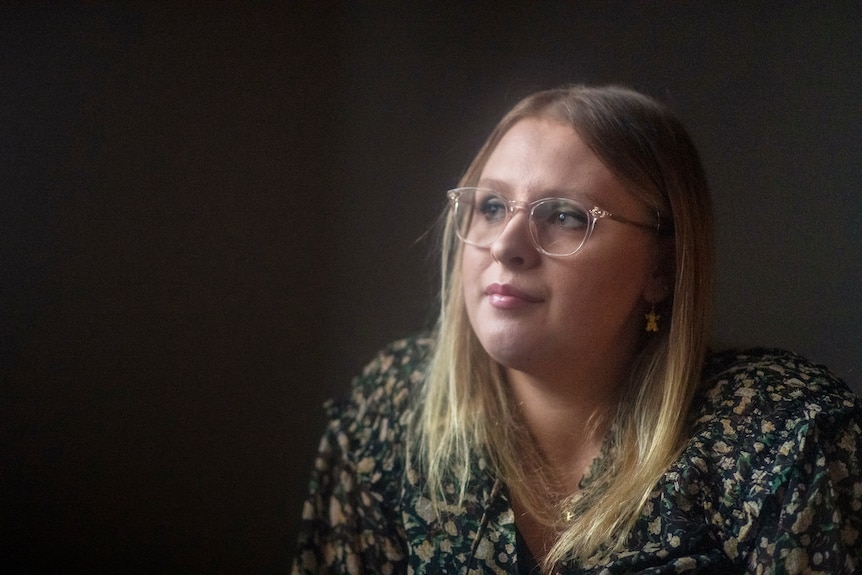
left=291, top=336, right=862, bottom=574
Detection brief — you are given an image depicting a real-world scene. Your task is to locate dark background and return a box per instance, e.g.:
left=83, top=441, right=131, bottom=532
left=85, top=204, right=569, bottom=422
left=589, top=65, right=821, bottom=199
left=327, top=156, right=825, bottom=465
left=2, top=3, right=860, bottom=573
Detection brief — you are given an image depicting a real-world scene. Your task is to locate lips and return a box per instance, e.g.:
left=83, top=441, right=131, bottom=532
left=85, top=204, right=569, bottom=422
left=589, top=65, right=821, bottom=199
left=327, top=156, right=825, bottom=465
left=485, top=282, right=544, bottom=306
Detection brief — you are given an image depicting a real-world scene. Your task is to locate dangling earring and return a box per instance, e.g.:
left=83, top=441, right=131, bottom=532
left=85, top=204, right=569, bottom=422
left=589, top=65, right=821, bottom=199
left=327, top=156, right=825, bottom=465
left=645, top=303, right=660, bottom=333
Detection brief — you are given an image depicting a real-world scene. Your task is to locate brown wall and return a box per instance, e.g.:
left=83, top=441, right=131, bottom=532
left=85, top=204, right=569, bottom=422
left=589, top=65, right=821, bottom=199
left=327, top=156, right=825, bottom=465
left=2, top=3, right=860, bottom=572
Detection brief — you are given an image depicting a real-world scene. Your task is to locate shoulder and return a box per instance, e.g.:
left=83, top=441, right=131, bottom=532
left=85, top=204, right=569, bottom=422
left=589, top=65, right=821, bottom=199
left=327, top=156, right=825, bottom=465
left=306, top=335, right=434, bottom=496
left=687, top=347, right=862, bottom=486
left=332, top=334, right=435, bottom=418
left=687, top=347, right=862, bottom=482
left=321, top=334, right=435, bottom=454
left=293, top=336, right=433, bottom=573
left=696, top=347, right=860, bottom=425
left=677, top=352, right=862, bottom=568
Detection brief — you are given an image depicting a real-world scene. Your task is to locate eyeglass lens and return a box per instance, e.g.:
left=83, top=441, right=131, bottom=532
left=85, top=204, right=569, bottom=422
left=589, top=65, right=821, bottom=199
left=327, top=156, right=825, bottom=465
left=453, top=189, right=592, bottom=256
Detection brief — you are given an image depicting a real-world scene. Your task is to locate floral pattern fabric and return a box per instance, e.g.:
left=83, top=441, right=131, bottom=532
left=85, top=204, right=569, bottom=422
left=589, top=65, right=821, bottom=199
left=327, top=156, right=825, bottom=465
left=292, top=336, right=862, bottom=574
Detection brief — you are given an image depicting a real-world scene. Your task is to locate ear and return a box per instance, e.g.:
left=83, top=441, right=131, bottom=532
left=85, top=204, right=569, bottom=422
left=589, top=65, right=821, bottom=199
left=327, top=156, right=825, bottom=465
left=643, top=236, right=675, bottom=304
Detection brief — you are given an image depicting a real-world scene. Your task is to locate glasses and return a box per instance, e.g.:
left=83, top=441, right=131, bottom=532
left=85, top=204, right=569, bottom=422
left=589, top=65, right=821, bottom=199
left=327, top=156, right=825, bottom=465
left=447, top=187, right=661, bottom=257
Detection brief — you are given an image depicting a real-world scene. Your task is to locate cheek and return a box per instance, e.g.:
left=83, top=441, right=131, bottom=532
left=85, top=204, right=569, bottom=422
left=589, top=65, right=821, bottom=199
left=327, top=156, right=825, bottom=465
left=556, top=249, right=652, bottom=315
left=460, top=247, right=497, bottom=331
left=460, top=247, right=487, bottom=290
left=598, top=252, right=655, bottom=319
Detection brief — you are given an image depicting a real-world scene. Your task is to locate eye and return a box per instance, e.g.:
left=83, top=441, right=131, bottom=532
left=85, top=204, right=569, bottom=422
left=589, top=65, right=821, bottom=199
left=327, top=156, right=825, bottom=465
left=477, top=194, right=508, bottom=222
left=534, top=200, right=589, bottom=230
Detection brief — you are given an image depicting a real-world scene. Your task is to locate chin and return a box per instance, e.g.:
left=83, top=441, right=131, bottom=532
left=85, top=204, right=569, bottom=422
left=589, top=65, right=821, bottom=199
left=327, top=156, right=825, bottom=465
left=477, top=333, right=542, bottom=372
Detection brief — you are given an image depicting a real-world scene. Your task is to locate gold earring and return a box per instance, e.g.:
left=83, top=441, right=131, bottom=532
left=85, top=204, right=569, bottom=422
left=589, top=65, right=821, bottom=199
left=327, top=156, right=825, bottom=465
left=645, top=304, right=660, bottom=333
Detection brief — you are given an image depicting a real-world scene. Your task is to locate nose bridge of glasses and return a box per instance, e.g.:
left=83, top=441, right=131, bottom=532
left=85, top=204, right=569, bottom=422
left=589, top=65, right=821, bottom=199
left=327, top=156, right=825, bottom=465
left=503, top=198, right=533, bottom=223
left=496, top=199, right=540, bottom=251
left=504, top=197, right=532, bottom=216
left=502, top=199, right=535, bottom=235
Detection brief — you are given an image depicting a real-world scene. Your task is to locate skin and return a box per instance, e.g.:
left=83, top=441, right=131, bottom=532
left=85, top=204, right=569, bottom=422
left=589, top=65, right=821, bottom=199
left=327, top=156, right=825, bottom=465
left=460, top=117, right=670, bottom=556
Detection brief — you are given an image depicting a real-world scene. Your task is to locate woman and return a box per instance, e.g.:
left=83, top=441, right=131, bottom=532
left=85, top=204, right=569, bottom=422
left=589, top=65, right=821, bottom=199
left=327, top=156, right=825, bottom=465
left=292, top=86, right=861, bottom=574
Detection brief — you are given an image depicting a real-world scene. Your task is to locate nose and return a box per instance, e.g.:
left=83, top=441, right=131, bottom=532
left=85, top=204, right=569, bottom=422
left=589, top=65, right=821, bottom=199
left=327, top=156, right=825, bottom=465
left=489, top=207, right=541, bottom=267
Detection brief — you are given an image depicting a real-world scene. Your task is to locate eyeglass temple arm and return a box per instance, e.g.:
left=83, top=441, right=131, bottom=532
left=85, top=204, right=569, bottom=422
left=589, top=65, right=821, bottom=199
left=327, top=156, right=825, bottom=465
left=597, top=208, right=666, bottom=235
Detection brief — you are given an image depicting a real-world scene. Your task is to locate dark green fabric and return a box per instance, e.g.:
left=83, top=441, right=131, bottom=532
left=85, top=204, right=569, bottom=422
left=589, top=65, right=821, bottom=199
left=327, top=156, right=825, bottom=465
left=292, top=336, right=862, bottom=574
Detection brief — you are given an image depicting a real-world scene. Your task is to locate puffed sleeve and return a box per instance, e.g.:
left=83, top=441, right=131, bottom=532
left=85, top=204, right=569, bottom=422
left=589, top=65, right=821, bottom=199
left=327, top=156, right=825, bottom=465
left=702, top=350, right=862, bottom=573
left=744, top=403, right=862, bottom=573
left=291, top=338, right=430, bottom=575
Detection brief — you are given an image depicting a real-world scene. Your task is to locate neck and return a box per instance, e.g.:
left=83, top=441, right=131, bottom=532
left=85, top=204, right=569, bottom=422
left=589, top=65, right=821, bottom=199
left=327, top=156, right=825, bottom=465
left=506, top=369, right=620, bottom=564
left=505, top=364, right=623, bottom=489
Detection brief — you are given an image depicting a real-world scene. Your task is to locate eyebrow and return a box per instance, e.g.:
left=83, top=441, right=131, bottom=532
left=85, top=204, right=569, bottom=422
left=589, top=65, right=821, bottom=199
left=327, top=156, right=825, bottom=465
left=476, top=178, right=604, bottom=206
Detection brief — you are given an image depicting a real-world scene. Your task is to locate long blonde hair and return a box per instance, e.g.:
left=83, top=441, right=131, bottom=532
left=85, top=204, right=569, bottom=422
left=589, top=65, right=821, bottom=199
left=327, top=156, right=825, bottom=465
left=410, top=85, right=714, bottom=568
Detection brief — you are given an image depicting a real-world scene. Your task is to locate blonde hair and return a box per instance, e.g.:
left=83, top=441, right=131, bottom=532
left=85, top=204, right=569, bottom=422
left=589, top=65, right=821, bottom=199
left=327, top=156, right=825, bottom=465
left=410, top=86, right=714, bottom=569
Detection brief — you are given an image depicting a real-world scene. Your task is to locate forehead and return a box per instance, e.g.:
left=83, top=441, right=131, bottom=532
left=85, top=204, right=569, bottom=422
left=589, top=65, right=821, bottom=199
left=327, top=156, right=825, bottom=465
left=478, top=117, right=627, bottom=206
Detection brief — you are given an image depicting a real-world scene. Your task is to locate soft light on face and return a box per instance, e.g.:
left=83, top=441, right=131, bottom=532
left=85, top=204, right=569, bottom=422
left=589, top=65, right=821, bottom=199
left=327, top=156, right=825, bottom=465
left=461, top=117, right=669, bottom=384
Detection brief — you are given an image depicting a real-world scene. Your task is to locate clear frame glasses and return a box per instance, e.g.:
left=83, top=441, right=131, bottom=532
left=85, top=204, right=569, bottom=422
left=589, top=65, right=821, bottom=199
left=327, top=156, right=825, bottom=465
left=447, top=187, right=662, bottom=257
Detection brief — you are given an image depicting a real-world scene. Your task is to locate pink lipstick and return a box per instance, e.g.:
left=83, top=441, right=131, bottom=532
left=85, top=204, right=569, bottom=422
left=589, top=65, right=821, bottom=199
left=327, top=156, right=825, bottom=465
left=485, top=283, right=543, bottom=309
